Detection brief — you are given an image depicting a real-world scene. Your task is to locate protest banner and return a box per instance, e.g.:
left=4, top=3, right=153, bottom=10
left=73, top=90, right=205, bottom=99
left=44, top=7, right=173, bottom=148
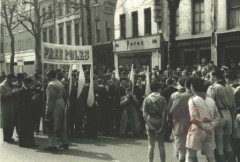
left=42, top=42, right=93, bottom=65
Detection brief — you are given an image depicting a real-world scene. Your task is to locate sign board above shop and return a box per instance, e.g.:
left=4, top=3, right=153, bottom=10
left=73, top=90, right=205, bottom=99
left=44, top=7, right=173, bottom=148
left=113, top=35, right=161, bottom=53
left=42, top=43, right=93, bottom=65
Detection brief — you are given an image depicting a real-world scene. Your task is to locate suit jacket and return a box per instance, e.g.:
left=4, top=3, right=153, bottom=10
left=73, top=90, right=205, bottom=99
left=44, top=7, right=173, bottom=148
left=16, top=87, right=35, bottom=129
left=134, top=84, right=145, bottom=106
left=0, top=80, right=15, bottom=129
left=170, top=91, right=193, bottom=136
left=161, top=86, right=178, bottom=104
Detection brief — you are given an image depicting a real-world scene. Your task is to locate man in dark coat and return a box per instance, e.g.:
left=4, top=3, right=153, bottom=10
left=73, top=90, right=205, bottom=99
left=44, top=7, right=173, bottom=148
left=102, top=78, right=115, bottom=136
left=0, top=74, right=16, bottom=143
left=32, top=73, right=43, bottom=135
left=17, top=77, right=38, bottom=147
left=161, top=78, right=178, bottom=141
left=134, top=76, right=146, bottom=133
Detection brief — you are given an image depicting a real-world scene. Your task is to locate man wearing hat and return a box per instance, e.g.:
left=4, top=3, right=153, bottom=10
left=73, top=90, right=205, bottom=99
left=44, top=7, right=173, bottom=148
left=16, top=77, right=38, bottom=147
left=44, top=70, right=69, bottom=151
left=0, top=74, right=16, bottom=143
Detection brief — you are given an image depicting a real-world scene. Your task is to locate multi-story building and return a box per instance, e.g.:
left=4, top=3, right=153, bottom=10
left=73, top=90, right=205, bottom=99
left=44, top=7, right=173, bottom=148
left=113, top=0, right=166, bottom=70
left=114, top=0, right=240, bottom=70
left=3, top=0, right=116, bottom=74
left=0, top=24, right=5, bottom=72
left=171, top=0, right=240, bottom=67
left=0, top=0, right=5, bottom=72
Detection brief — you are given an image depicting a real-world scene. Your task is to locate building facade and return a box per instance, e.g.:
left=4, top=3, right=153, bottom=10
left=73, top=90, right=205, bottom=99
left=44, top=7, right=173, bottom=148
left=172, top=0, right=240, bottom=67
left=2, top=0, right=116, bottom=74
left=113, top=0, right=166, bottom=70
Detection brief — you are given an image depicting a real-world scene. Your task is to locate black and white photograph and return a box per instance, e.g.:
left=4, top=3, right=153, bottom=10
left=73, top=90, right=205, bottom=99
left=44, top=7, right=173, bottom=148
left=0, top=0, right=240, bottom=161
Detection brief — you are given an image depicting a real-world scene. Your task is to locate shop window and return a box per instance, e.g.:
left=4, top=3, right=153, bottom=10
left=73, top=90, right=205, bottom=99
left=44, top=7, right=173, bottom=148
left=144, top=8, right=152, bottom=35
left=118, top=54, right=151, bottom=70
left=59, top=25, right=64, bottom=44
left=193, top=0, right=204, bottom=34
left=120, top=14, right=126, bottom=39
left=132, top=11, right=139, bottom=37
left=67, top=24, right=72, bottom=45
left=75, top=23, right=80, bottom=45
left=228, top=0, right=240, bottom=29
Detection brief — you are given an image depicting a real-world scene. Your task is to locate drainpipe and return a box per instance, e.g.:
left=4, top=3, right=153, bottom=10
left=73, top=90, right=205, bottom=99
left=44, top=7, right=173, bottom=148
left=211, top=0, right=218, bottom=66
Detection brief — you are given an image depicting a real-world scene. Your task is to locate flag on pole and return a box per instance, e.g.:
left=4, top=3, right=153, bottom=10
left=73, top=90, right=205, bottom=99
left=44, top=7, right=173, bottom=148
left=77, top=64, right=85, bottom=98
left=87, top=65, right=94, bottom=108
left=115, top=66, right=120, bottom=80
left=68, top=64, right=73, bottom=96
left=145, top=66, right=151, bottom=96
left=129, top=64, right=134, bottom=93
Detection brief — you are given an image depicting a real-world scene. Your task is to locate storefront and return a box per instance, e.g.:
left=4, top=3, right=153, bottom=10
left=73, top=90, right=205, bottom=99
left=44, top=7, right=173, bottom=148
left=113, top=34, right=161, bottom=70
left=217, top=30, right=240, bottom=66
left=5, top=50, right=35, bottom=74
left=175, top=36, right=211, bottom=68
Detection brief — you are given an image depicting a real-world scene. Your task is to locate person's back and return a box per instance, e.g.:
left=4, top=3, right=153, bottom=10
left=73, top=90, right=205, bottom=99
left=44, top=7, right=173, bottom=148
left=143, top=82, right=166, bottom=162
left=207, top=83, right=235, bottom=111
left=44, top=70, right=69, bottom=151
left=170, top=91, right=193, bottom=136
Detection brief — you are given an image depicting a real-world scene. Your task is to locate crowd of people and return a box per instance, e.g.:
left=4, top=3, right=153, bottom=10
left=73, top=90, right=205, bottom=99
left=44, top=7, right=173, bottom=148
left=0, top=57, right=240, bottom=162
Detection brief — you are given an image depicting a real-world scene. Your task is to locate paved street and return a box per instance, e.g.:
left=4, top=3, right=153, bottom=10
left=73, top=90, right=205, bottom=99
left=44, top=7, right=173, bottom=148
left=0, top=129, right=208, bottom=162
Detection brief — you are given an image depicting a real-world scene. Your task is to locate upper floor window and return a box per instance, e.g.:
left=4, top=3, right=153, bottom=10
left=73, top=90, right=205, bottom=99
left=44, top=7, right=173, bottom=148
left=26, top=39, right=32, bottom=50
left=193, top=0, right=204, bottom=34
left=106, top=21, right=111, bottom=42
left=67, top=24, right=72, bottom=45
left=144, top=8, right=152, bottom=35
left=59, top=25, right=64, bottom=44
left=75, top=22, right=80, bottom=45
left=228, top=0, right=240, bottom=29
left=18, top=40, right=24, bottom=51
left=132, top=11, right=139, bottom=37
left=43, top=28, right=47, bottom=42
left=49, top=27, right=54, bottom=43
left=65, top=0, right=70, bottom=15
left=4, top=43, right=8, bottom=53
left=120, top=14, right=126, bottom=39
left=48, top=5, right=53, bottom=19
left=176, top=8, right=179, bottom=36
left=96, top=21, right=101, bottom=43
left=1, top=43, right=4, bottom=53
left=1, top=25, right=4, bottom=34
left=74, top=0, right=79, bottom=12
left=58, top=2, right=63, bottom=17
left=42, top=7, right=46, bottom=20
